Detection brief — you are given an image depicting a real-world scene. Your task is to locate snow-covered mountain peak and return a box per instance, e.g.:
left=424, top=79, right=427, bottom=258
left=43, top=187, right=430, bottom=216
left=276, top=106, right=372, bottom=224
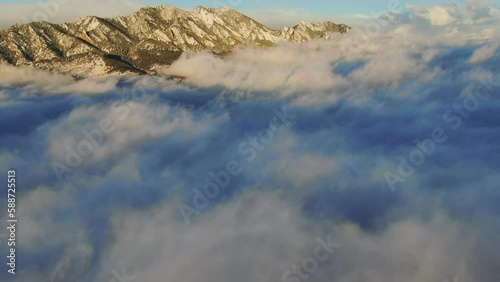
left=0, top=4, right=351, bottom=77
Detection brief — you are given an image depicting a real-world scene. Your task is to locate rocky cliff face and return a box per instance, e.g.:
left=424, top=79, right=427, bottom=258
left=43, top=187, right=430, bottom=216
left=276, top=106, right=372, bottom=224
left=0, top=5, right=351, bottom=77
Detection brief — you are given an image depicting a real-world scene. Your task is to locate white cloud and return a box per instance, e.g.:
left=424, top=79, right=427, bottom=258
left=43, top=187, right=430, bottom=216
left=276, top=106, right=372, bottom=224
left=411, top=4, right=458, bottom=26
left=47, top=102, right=223, bottom=168
left=0, top=63, right=73, bottom=86
left=2, top=186, right=76, bottom=249
left=96, top=191, right=481, bottom=282
left=0, top=63, right=123, bottom=95
left=163, top=44, right=347, bottom=95
left=470, top=42, right=499, bottom=63
left=99, top=192, right=313, bottom=282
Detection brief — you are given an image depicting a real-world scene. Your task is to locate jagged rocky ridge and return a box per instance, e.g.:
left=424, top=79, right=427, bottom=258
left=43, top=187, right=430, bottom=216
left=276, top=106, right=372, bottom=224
left=0, top=5, right=351, bottom=77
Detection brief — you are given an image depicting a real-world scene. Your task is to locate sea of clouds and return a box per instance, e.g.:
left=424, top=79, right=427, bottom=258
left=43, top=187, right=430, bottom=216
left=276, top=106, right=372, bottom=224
left=0, top=1, right=500, bottom=282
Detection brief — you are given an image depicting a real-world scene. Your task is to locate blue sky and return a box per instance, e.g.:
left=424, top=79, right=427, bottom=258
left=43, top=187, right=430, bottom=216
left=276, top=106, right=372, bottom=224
left=148, top=0, right=461, bottom=14
left=0, top=0, right=472, bottom=15
left=0, top=0, right=498, bottom=28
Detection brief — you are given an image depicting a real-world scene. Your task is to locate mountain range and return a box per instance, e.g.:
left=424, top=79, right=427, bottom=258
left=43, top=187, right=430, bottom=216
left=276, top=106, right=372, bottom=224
left=0, top=5, right=350, bottom=77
